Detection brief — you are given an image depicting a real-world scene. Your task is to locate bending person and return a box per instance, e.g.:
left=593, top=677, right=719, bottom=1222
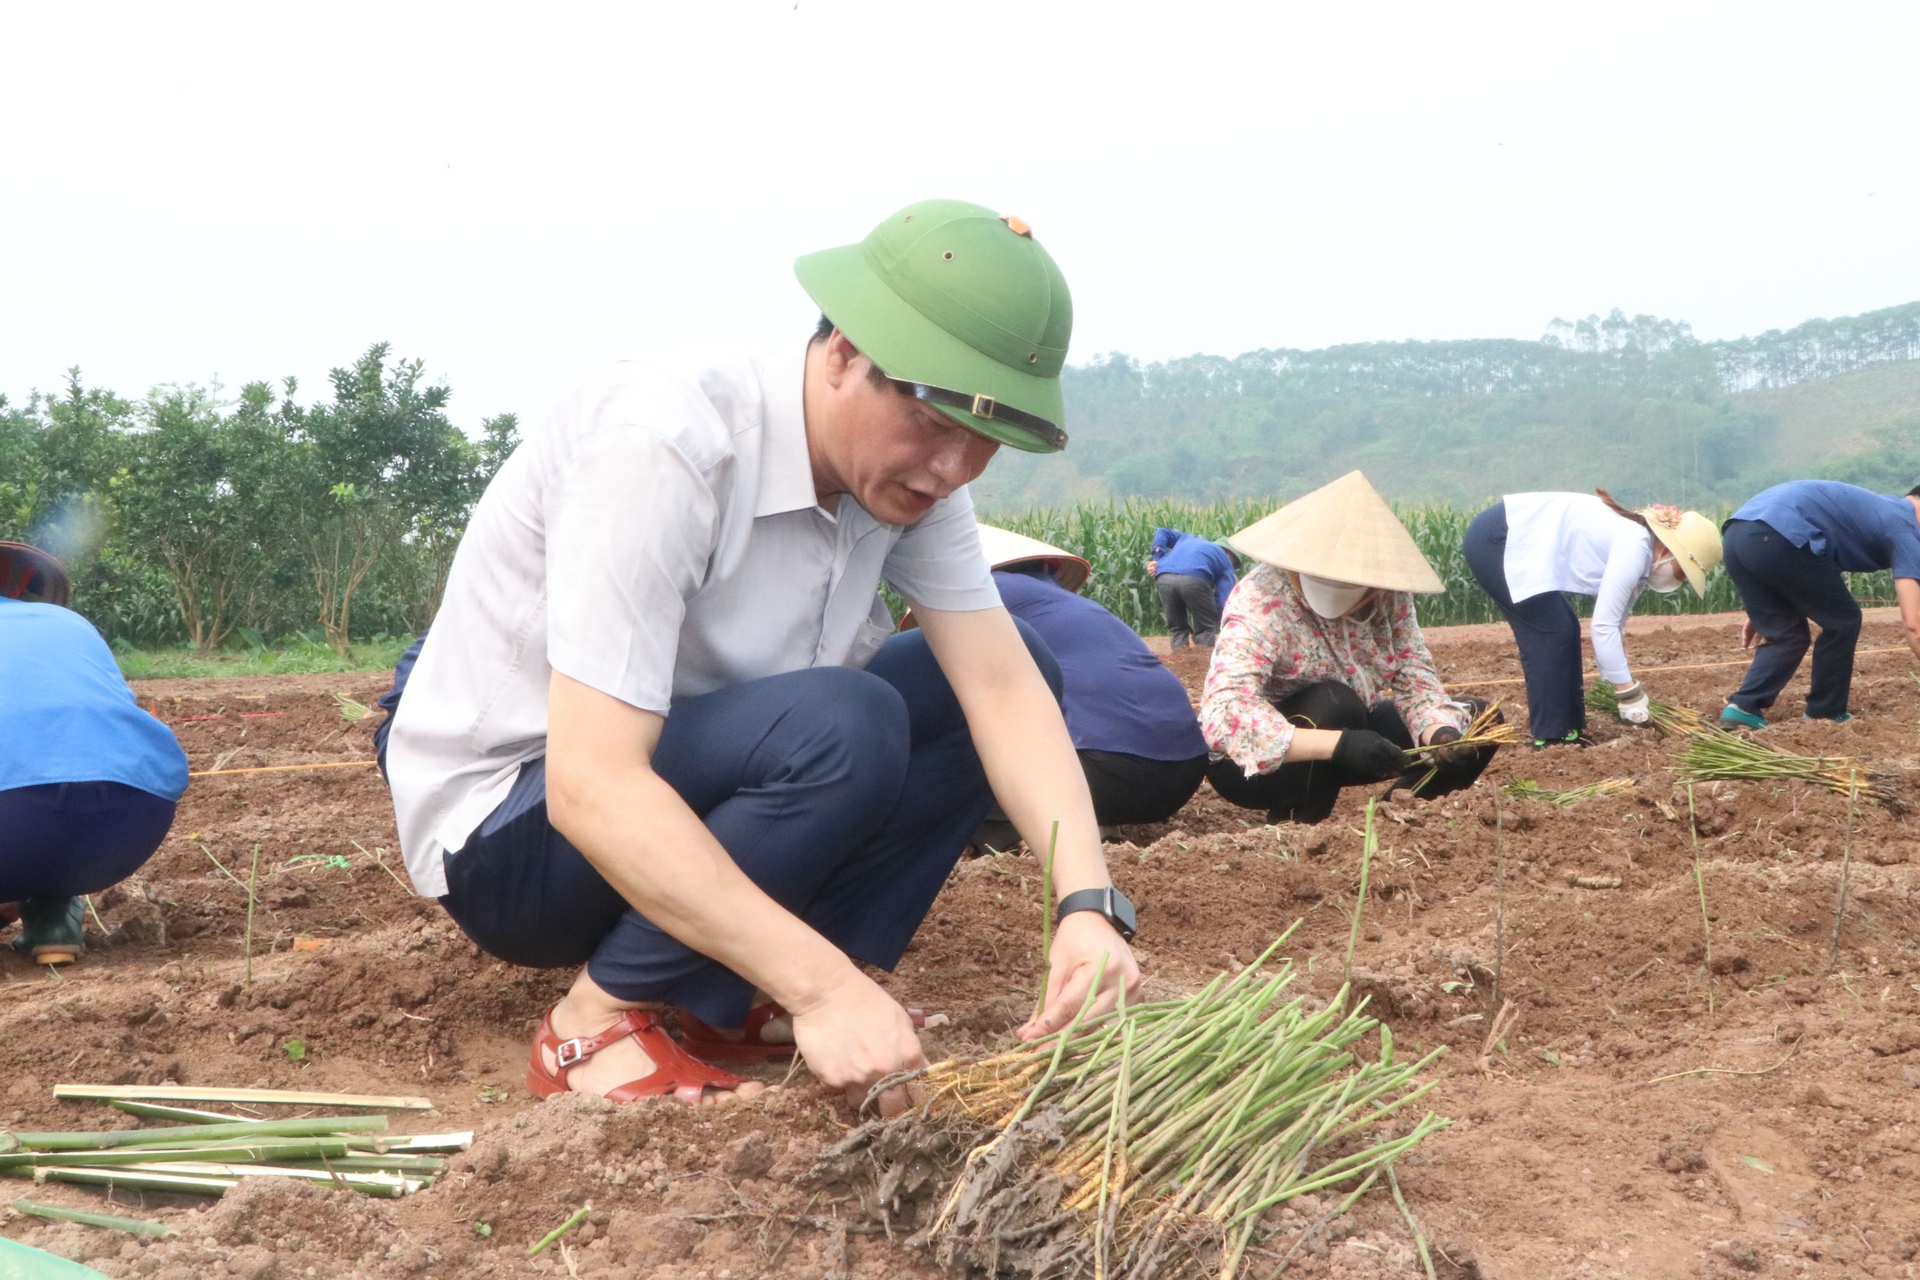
left=1720, top=479, right=1920, bottom=728
left=0, top=542, right=187, bottom=965
left=1200, top=472, right=1495, bottom=825
left=380, top=201, right=1139, bottom=1113
left=1462, top=491, right=1722, bottom=748
left=1148, top=528, right=1236, bottom=649
left=974, top=526, right=1208, bottom=836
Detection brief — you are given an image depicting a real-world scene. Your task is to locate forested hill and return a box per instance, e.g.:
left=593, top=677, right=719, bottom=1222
left=972, top=300, right=1920, bottom=513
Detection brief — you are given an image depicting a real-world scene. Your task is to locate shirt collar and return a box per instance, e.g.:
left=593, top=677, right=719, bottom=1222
left=755, top=345, right=818, bottom=518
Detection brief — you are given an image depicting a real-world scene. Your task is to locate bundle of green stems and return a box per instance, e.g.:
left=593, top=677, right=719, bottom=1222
left=1585, top=681, right=1705, bottom=737
left=1500, top=777, right=1635, bottom=806
left=1675, top=725, right=1900, bottom=811
left=0, top=1110, right=470, bottom=1199
left=918, top=926, right=1448, bottom=1280
left=1402, top=701, right=1518, bottom=758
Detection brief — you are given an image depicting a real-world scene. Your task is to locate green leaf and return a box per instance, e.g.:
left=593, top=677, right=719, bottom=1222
left=283, top=1040, right=307, bottom=1063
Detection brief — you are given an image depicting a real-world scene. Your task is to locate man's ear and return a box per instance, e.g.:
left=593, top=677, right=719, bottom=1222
left=819, top=329, right=868, bottom=391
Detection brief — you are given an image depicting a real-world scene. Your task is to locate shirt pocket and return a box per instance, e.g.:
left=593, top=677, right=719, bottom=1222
left=844, top=617, right=895, bottom=670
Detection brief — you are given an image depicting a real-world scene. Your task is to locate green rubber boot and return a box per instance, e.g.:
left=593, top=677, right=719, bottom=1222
left=12, top=897, right=85, bottom=965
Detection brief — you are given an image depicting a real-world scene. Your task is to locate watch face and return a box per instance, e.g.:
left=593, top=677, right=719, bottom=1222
left=1109, top=887, right=1138, bottom=940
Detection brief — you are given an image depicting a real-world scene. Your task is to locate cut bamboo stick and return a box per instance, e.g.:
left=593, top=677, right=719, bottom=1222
left=31, top=1167, right=238, bottom=1195
left=378, top=1132, right=473, bottom=1153
left=54, top=1085, right=433, bottom=1110
left=11, top=1116, right=388, bottom=1152
left=9, top=1198, right=177, bottom=1238
left=0, top=1139, right=361, bottom=1169
left=121, top=1163, right=423, bottom=1196
left=109, top=1101, right=249, bottom=1124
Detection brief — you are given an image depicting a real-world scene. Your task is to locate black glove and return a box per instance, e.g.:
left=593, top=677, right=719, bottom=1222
left=1426, top=725, right=1478, bottom=766
left=1331, top=729, right=1411, bottom=782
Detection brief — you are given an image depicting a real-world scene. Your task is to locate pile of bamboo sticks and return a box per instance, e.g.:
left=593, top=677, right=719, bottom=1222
left=1, top=1086, right=469, bottom=1199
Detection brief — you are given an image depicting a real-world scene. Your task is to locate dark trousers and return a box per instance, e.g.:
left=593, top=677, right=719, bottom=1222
left=0, top=782, right=176, bottom=901
left=379, top=625, right=1061, bottom=1029
left=1082, top=750, right=1209, bottom=826
left=1205, top=681, right=1490, bottom=824
left=1722, top=519, right=1861, bottom=719
left=1463, top=501, right=1585, bottom=741
left=1156, top=573, right=1221, bottom=649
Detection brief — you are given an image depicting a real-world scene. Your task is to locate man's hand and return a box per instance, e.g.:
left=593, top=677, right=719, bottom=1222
left=1147, top=559, right=1159, bottom=576
left=1017, top=910, right=1141, bottom=1041
left=786, top=969, right=927, bottom=1118
left=1741, top=620, right=1762, bottom=650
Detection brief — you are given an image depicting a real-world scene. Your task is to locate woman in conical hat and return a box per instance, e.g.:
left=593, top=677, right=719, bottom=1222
left=1199, top=472, right=1497, bottom=826
left=1462, top=490, right=1723, bottom=747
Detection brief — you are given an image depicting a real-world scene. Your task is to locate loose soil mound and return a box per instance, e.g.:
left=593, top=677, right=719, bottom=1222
left=2, top=622, right=1919, bottom=1278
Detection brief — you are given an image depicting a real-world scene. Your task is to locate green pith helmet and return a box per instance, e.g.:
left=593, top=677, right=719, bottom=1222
left=795, top=198, right=1073, bottom=453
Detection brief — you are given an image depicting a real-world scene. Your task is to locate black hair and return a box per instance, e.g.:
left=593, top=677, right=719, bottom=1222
left=1908, top=484, right=1920, bottom=498
left=811, top=314, right=891, bottom=391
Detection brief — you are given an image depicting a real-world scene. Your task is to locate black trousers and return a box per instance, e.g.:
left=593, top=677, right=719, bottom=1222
left=1082, top=750, right=1209, bottom=825
left=1723, top=519, right=1861, bottom=719
left=0, top=782, right=176, bottom=901
left=1463, top=501, right=1585, bottom=741
left=1156, top=573, right=1221, bottom=648
left=1206, top=681, right=1492, bottom=824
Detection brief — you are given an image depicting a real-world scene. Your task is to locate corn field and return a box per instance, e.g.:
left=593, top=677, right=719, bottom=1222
left=985, top=499, right=1898, bottom=633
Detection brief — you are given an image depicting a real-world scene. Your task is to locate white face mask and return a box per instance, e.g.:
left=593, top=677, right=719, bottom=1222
left=1648, top=556, right=1685, bottom=594
left=1299, top=574, right=1372, bottom=618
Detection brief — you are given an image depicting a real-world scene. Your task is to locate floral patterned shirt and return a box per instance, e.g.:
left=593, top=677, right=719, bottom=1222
left=1200, top=564, right=1467, bottom=776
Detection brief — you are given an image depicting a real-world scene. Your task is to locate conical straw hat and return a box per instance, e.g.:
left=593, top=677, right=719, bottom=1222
left=976, top=524, right=1092, bottom=593
left=1227, top=471, right=1444, bottom=594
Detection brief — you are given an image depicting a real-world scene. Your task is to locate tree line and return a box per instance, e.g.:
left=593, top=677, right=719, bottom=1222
left=1, top=345, right=516, bottom=652
left=970, top=301, right=1920, bottom=513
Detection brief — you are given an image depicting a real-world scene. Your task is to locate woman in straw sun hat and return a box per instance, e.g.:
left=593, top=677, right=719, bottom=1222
left=1199, top=472, right=1497, bottom=826
left=1462, top=490, right=1722, bottom=748
left=968, top=525, right=1209, bottom=840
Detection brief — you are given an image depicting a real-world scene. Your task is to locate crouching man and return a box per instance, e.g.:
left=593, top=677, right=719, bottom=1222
left=380, top=201, right=1140, bottom=1112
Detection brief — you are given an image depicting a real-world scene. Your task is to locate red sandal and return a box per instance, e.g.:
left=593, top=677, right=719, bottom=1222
left=526, top=1005, right=744, bottom=1101
left=676, top=1001, right=931, bottom=1064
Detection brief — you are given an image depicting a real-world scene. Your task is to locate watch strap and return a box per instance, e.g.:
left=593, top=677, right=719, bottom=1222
left=1055, top=885, right=1138, bottom=941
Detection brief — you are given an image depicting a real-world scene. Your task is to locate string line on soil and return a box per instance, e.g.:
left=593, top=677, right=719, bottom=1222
left=188, top=760, right=378, bottom=777
left=1452, top=645, right=1910, bottom=687
left=1637, top=1037, right=1804, bottom=1087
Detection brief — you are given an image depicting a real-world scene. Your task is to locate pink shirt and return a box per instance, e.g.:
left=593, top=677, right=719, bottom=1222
left=1200, top=565, right=1467, bottom=776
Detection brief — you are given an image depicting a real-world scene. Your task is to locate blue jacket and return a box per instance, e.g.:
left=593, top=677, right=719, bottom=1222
left=1150, top=528, right=1236, bottom=610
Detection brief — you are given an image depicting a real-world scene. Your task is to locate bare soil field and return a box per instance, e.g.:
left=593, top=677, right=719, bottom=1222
left=4, top=620, right=1920, bottom=1280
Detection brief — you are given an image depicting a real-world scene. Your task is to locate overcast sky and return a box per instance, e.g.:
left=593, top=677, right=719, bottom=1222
left=4, top=0, right=1915, bottom=430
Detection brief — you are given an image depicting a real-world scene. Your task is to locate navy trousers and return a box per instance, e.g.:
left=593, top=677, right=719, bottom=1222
left=0, top=782, right=176, bottom=901
left=1722, top=519, right=1861, bottom=719
left=1463, top=502, right=1585, bottom=741
left=378, top=625, right=1061, bottom=1028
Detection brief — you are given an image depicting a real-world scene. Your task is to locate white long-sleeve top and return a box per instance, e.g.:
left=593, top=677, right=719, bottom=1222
left=1501, top=492, right=1656, bottom=686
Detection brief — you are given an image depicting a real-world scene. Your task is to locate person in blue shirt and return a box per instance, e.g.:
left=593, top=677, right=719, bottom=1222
left=969, top=527, right=1209, bottom=843
left=0, top=542, right=188, bottom=964
left=1148, top=528, right=1237, bottom=649
left=1720, top=480, right=1920, bottom=728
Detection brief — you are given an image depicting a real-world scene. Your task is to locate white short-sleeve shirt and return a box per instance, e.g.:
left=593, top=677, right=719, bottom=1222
left=386, top=345, right=1002, bottom=896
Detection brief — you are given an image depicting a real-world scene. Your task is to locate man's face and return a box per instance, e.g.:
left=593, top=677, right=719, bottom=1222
left=810, top=334, right=1002, bottom=526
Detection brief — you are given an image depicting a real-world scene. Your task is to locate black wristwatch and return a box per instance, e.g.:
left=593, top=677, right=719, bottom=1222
left=1055, top=885, right=1138, bottom=942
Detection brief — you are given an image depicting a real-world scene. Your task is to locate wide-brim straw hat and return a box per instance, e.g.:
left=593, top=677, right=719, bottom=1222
left=1595, top=490, right=1722, bottom=597
left=976, top=524, right=1092, bottom=593
left=0, top=541, right=70, bottom=607
left=1227, top=471, right=1444, bottom=594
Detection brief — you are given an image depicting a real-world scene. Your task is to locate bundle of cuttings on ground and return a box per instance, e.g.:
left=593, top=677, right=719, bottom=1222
left=0, top=1095, right=470, bottom=1199
left=1675, top=725, right=1902, bottom=812
left=1500, top=776, right=1635, bottom=806
left=1585, top=682, right=1705, bottom=737
left=814, top=929, right=1448, bottom=1280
